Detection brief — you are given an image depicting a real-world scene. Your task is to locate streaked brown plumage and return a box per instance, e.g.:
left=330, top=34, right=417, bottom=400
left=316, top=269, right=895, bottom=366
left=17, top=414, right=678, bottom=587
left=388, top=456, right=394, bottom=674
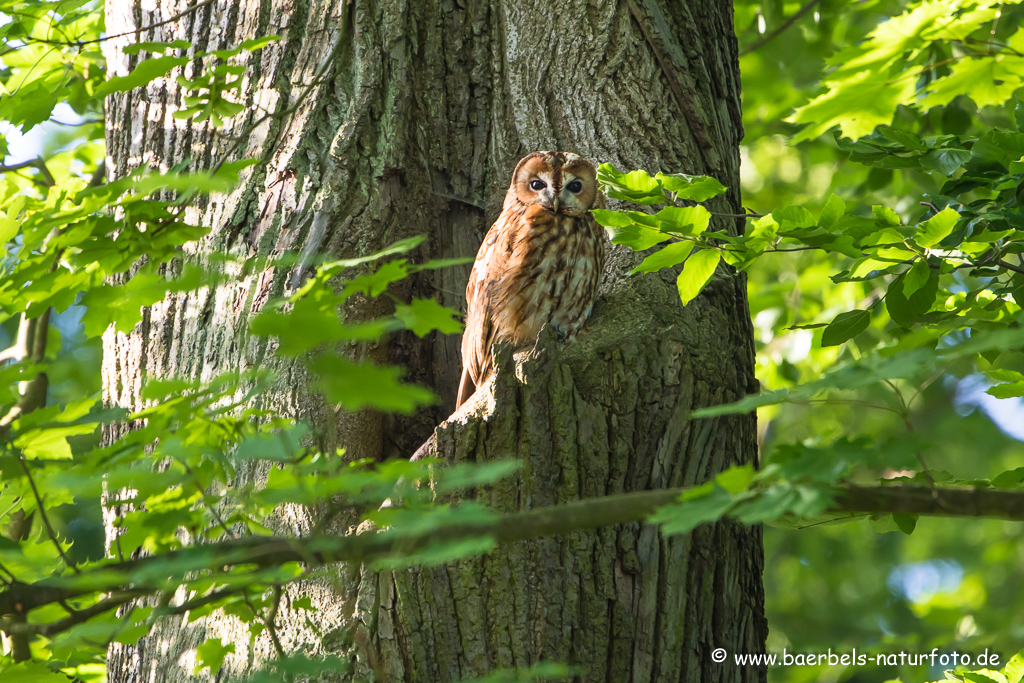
left=456, top=151, right=606, bottom=408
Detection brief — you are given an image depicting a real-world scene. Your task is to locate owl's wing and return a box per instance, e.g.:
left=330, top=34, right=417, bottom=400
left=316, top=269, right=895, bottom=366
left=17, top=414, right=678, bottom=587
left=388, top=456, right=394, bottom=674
left=457, top=213, right=513, bottom=408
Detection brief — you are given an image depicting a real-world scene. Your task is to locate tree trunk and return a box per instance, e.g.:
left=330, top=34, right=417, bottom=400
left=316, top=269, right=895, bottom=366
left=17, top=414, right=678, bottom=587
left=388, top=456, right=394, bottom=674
left=102, top=0, right=764, bottom=681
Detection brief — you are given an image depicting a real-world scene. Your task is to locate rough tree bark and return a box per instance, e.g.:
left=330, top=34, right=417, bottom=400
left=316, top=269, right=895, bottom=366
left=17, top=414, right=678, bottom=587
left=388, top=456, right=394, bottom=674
left=102, top=0, right=765, bottom=681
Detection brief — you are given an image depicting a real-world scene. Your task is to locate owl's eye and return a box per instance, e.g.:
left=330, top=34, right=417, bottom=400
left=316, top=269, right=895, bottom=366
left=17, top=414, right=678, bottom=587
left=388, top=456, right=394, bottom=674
left=529, top=179, right=546, bottom=191
left=566, top=180, right=583, bottom=193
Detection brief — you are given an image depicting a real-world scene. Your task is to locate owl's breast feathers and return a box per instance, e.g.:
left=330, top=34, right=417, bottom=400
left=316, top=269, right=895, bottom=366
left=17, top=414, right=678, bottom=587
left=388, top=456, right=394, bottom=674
left=458, top=200, right=605, bottom=407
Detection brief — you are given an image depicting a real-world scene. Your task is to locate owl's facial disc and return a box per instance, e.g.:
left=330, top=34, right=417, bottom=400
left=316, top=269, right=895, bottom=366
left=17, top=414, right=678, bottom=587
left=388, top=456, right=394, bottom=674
left=527, top=171, right=559, bottom=212
left=511, top=152, right=598, bottom=215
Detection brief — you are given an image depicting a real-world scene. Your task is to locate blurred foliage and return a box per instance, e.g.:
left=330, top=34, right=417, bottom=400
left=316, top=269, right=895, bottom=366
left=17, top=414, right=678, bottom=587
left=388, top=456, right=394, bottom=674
left=603, top=1, right=1024, bottom=682
left=738, top=0, right=1024, bottom=677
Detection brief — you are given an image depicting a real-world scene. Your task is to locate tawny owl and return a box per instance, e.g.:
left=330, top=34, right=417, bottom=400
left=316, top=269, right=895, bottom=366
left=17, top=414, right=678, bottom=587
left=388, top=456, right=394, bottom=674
left=456, top=151, right=606, bottom=408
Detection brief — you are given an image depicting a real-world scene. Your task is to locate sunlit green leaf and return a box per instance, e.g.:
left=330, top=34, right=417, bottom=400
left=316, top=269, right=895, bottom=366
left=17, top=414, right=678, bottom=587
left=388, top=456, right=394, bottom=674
left=632, top=240, right=695, bottom=274
left=656, top=173, right=728, bottom=201
left=676, top=249, right=721, bottom=306
left=194, top=638, right=235, bottom=675
left=96, top=56, right=189, bottom=97
left=820, top=309, right=870, bottom=347
left=916, top=207, right=959, bottom=247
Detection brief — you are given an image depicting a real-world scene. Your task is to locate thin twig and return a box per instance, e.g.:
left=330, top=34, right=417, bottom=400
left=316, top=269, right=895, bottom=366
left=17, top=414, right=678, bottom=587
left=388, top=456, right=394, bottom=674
left=27, top=0, right=216, bottom=48
left=0, top=158, right=56, bottom=187
left=0, top=592, right=142, bottom=636
left=266, top=585, right=286, bottom=658
left=16, top=455, right=81, bottom=573
left=791, top=398, right=904, bottom=417
left=740, top=0, right=825, bottom=57
left=708, top=211, right=766, bottom=219
left=176, top=459, right=236, bottom=540
left=790, top=512, right=871, bottom=530
left=907, top=366, right=949, bottom=410
left=996, top=259, right=1024, bottom=275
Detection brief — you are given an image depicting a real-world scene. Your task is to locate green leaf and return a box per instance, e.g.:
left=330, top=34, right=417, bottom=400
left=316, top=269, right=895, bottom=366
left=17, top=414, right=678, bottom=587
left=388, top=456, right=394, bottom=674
left=920, top=148, right=971, bottom=176
left=872, top=205, right=901, bottom=227
left=239, top=36, right=281, bottom=51
left=310, top=354, right=435, bottom=413
left=789, top=69, right=915, bottom=142
left=818, top=194, right=845, bottom=228
left=964, top=672, right=1007, bottom=683
left=1003, top=651, right=1024, bottom=683
left=596, top=164, right=665, bottom=204
left=653, top=206, right=710, bottom=236
left=655, top=173, right=727, bottom=201
left=902, top=259, right=931, bottom=296
left=990, top=469, right=1024, bottom=489
left=878, top=126, right=925, bottom=151
left=96, top=56, right=189, bottom=97
left=632, top=240, right=694, bottom=274
left=1012, top=273, right=1024, bottom=307
left=886, top=268, right=938, bottom=327
left=916, top=207, right=959, bottom=247
left=869, top=514, right=902, bottom=534
left=691, top=388, right=791, bottom=418
left=716, top=464, right=755, bottom=494
left=651, top=485, right=736, bottom=535
left=14, top=422, right=97, bottom=459
left=987, top=382, right=1024, bottom=399
left=394, top=298, right=463, bottom=337
left=194, top=638, right=235, bottom=675
left=893, top=513, right=918, bottom=535
left=594, top=210, right=671, bottom=250
left=676, top=249, right=721, bottom=306
left=121, top=40, right=192, bottom=55
left=0, top=662, right=74, bottom=682
left=732, top=485, right=816, bottom=524
left=293, top=597, right=316, bottom=611
left=343, top=260, right=410, bottom=297
left=0, top=195, right=26, bottom=247
left=920, top=53, right=1024, bottom=111
left=772, top=205, right=816, bottom=229
left=820, top=309, right=871, bottom=347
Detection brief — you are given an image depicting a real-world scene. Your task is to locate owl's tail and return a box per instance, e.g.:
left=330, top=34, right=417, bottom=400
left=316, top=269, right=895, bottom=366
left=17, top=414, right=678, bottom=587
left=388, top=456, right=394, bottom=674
left=408, top=369, right=472, bottom=463
left=455, top=368, right=475, bottom=410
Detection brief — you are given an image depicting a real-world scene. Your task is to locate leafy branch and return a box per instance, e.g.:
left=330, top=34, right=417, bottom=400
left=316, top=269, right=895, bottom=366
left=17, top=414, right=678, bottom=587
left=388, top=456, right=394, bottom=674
left=2, top=480, right=1024, bottom=640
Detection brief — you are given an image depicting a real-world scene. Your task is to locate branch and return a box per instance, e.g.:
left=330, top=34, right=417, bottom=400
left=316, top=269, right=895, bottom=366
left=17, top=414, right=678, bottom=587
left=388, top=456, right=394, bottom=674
left=0, top=158, right=55, bottom=187
left=0, top=585, right=243, bottom=637
left=740, top=0, right=824, bottom=57
left=0, top=592, right=143, bottom=636
left=995, top=259, right=1024, bottom=275
left=834, top=484, right=1024, bottom=519
left=27, top=0, right=216, bottom=48
left=3, top=483, right=1024, bottom=625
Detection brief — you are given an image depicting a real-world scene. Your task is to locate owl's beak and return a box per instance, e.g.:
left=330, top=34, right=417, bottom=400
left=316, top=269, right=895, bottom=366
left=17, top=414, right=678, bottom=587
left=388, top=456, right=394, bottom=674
left=552, top=196, right=561, bottom=213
